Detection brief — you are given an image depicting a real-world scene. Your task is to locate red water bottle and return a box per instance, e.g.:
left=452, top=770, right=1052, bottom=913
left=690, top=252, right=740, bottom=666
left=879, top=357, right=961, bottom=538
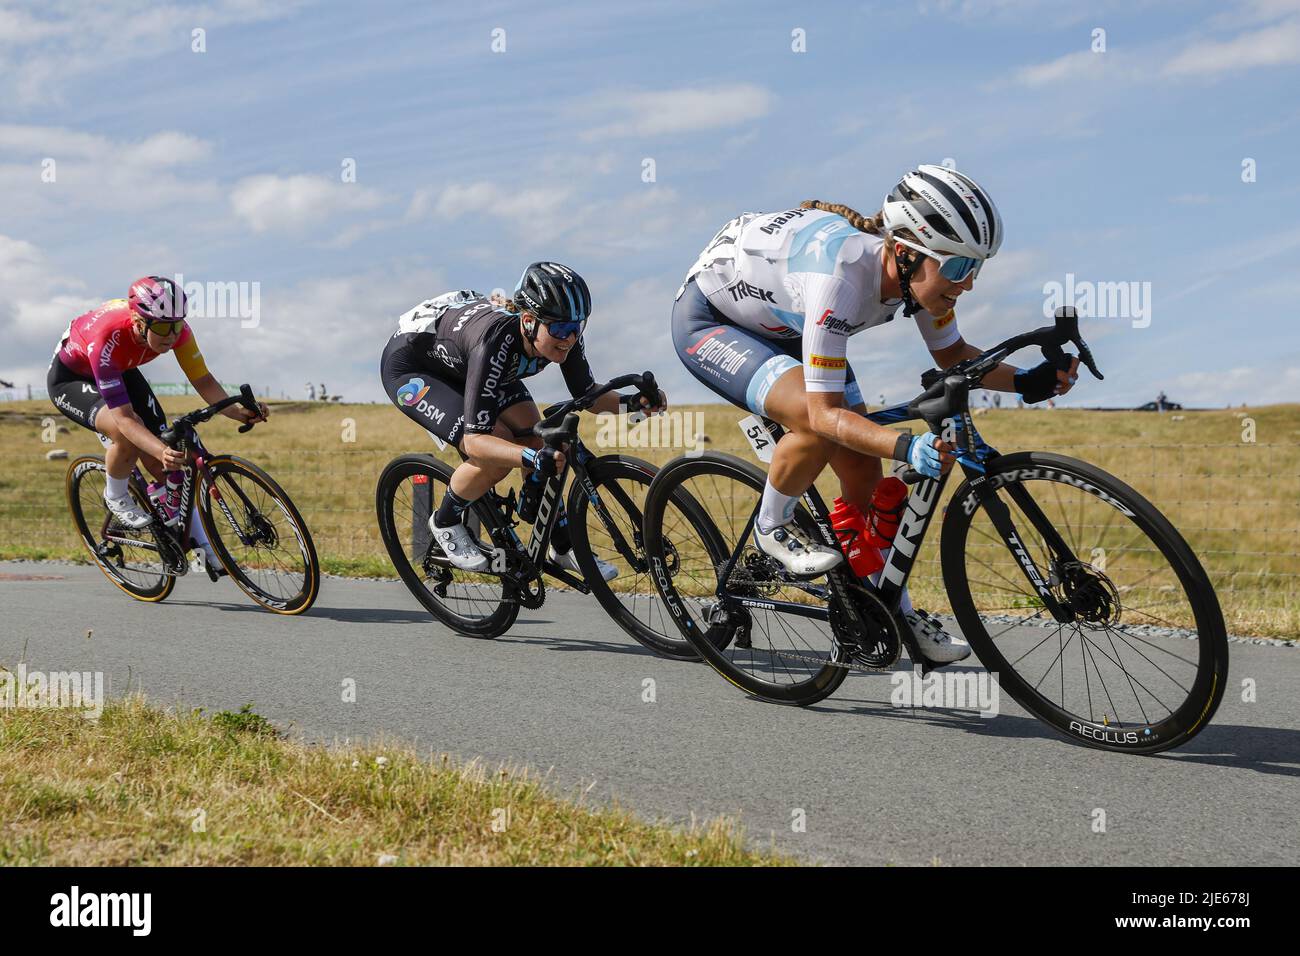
left=866, top=477, right=908, bottom=548
left=829, top=497, right=884, bottom=578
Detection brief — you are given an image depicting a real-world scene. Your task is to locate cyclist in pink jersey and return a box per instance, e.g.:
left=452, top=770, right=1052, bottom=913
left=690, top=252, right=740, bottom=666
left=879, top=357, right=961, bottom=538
left=48, top=276, right=267, bottom=574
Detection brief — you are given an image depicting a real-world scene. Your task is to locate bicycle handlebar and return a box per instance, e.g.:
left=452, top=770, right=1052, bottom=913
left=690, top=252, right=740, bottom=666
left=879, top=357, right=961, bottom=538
left=513, top=370, right=659, bottom=443
left=159, top=384, right=262, bottom=448
left=899, top=308, right=1104, bottom=484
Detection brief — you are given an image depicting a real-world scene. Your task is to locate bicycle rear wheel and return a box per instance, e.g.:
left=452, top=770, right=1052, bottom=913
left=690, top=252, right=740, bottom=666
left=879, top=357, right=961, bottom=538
left=199, top=455, right=319, bottom=615
left=942, top=451, right=1229, bottom=754
left=375, top=454, right=518, bottom=638
left=642, top=452, right=850, bottom=705
left=66, top=456, right=175, bottom=602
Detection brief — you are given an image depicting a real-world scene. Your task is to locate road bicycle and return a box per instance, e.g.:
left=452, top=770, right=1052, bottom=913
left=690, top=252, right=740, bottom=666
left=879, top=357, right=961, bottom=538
left=642, top=308, right=1228, bottom=754
left=65, top=384, right=320, bottom=614
left=376, top=371, right=720, bottom=655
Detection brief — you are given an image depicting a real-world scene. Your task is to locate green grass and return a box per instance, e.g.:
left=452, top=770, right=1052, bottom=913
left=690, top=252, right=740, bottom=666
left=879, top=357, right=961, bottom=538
left=2, top=397, right=1297, bottom=637
left=0, top=695, right=786, bottom=866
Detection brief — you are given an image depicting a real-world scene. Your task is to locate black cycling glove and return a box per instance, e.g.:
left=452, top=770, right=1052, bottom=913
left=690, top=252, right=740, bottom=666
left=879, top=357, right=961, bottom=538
left=1014, top=360, right=1062, bottom=404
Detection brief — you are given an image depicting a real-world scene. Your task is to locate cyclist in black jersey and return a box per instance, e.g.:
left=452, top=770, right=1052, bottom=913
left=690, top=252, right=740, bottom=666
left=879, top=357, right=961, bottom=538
left=381, top=262, right=667, bottom=574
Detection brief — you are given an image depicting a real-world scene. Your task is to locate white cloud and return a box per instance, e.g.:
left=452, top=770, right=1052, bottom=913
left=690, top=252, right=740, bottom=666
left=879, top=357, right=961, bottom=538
left=230, top=174, right=387, bottom=234
left=579, top=84, right=772, bottom=140
left=1163, top=16, right=1300, bottom=76
left=1011, top=49, right=1112, bottom=87
left=410, top=181, right=575, bottom=221
left=0, top=235, right=96, bottom=380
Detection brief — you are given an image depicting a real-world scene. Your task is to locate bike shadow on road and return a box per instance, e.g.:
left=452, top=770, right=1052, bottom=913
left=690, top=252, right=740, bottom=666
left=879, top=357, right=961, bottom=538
left=495, top=629, right=670, bottom=659
left=168, top=600, right=434, bottom=625
left=1145, top=724, right=1300, bottom=776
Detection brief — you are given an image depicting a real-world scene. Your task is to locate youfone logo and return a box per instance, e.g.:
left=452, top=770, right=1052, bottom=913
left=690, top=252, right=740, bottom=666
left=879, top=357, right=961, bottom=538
left=397, top=378, right=430, bottom=406
left=481, top=336, right=513, bottom=398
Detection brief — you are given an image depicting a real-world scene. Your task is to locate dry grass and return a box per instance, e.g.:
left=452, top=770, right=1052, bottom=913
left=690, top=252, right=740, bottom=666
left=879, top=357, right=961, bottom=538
left=0, top=694, right=785, bottom=866
left=1, top=397, right=1296, bottom=636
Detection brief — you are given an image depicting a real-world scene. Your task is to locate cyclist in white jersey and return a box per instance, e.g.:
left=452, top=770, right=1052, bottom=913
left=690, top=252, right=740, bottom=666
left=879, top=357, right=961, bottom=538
left=671, top=164, right=1080, bottom=664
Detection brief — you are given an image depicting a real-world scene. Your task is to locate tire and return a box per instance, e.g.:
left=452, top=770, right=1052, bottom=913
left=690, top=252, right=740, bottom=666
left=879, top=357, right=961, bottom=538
left=941, top=451, right=1229, bottom=755
left=199, top=455, right=320, bottom=615
left=642, top=452, right=849, bottom=705
left=375, top=454, right=518, bottom=638
left=65, top=455, right=175, bottom=603
left=566, top=454, right=715, bottom=660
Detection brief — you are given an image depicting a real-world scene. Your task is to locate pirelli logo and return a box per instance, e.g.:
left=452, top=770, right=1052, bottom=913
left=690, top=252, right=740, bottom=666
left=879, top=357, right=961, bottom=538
left=932, top=309, right=956, bottom=330
left=808, top=354, right=846, bottom=370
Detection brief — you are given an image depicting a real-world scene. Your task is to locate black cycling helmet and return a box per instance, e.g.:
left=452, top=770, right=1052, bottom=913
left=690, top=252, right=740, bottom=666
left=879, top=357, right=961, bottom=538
left=514, top=262, right=591, bottom=324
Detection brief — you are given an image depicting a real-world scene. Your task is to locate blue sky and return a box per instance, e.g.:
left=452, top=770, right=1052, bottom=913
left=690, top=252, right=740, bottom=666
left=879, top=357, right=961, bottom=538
left=2, top=0, right=1298, bottom=408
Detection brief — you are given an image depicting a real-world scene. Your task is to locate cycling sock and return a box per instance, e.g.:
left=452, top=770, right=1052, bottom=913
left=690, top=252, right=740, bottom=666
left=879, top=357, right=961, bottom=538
left=105, top=474, right=130, bottom=499
left=756, top=481, right=797, bottom=535
left=434, top=489, right=472, bottom=528
left=551, top=505, right=572, bottom=554
left=187, top=502, right=216, bottom=558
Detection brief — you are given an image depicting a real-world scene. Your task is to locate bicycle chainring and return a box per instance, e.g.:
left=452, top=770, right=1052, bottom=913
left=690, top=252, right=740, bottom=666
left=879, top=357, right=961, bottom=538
left=830, top=579, right=902, bottom=669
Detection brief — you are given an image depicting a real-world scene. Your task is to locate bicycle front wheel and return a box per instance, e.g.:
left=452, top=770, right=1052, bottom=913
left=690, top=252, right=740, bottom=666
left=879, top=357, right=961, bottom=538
left=642, top=452, right=849, bottom=705
left=199, top=455, right=320, bottom=615
left=942, top=451, right=1228, bottom=754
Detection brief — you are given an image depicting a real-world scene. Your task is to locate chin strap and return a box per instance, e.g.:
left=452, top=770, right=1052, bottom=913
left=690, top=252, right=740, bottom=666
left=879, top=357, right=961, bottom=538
left=895, top=247, right=925, bottom=317
left=520, top=312, right=540, bottom=348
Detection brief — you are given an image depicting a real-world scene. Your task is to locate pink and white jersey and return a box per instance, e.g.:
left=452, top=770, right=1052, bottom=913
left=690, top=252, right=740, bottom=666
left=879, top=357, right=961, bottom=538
left=680, top=208, right=962, bottom=394
left=55, top=299, right=208, bottom=408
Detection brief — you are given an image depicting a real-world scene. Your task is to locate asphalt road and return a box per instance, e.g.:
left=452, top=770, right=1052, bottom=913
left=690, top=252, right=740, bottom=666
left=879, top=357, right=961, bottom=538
left=2, top=560, right=1296, bottom=866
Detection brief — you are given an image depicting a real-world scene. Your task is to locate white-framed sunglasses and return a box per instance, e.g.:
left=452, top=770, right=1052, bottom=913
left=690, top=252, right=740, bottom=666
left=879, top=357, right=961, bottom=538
left=894, top=236, right=985, bottom=282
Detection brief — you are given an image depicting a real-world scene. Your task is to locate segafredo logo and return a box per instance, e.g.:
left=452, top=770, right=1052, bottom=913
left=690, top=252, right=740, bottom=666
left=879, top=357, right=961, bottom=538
left=397, top=378, right=431, bottom=406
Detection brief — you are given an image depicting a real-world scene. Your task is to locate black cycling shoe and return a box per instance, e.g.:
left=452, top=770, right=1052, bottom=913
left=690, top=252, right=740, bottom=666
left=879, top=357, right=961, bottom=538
left=203, top=556, right=228, bottom=582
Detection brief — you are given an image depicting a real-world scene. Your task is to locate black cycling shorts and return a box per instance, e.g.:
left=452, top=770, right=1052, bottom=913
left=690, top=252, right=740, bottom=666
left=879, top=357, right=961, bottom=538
left=47, top=356, right=168, bottom=438
left=380, top=335, right=533, bottom=447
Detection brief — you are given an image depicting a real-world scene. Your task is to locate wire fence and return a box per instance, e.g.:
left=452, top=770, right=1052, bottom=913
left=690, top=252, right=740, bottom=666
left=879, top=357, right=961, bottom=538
left=2, top=435, right=1296, bottom=637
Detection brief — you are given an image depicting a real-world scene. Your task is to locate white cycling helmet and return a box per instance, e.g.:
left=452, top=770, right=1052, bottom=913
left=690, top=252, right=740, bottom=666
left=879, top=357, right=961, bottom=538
left=880, top=164, right=1003, bottom=260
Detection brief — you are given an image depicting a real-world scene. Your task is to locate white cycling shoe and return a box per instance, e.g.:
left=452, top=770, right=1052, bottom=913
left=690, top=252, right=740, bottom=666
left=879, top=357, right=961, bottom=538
left=104, top=492, right=154, bottom=530
left=548, top=546, right=618, bottom=582
left=429, top=516, right=490, bottom=572
left=753, top=521, right=844, bottom=578
left=905, top=609, right=972, bottom=664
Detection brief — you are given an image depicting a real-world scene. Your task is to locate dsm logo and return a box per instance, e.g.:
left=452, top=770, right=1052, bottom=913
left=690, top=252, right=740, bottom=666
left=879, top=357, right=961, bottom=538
left=397, top=378, right=431, bottom=406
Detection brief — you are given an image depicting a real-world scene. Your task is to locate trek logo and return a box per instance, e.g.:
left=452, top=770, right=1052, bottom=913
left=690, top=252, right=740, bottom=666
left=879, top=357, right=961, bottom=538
left=881, top=477, right=940, bottom=588
left=98, top=330, right=122, bottom=368
left=727, top=279, right=775, bottom=304
left=816, top=309, right=856, bottom=335
left=1006, top=529, right=1049, bottom=594
left=685, top=328, right=752, bottom=376
left=758, top=208, right=809, bottom=236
